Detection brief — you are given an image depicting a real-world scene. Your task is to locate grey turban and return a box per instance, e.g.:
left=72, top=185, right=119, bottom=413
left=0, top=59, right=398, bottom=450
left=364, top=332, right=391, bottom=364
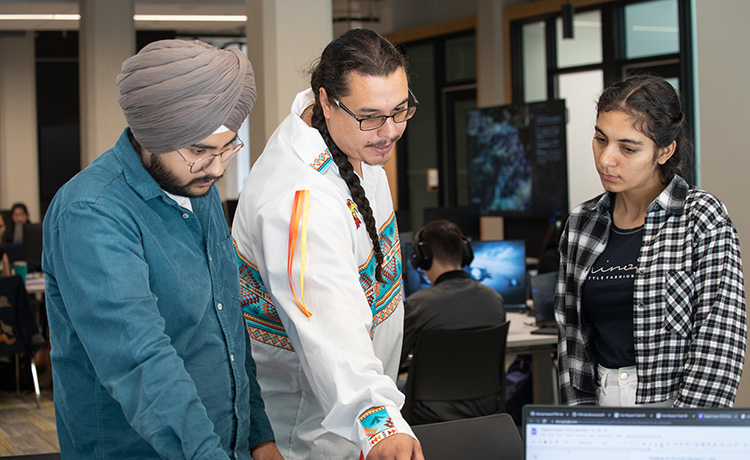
left=117, top=39, right=256, bottom=154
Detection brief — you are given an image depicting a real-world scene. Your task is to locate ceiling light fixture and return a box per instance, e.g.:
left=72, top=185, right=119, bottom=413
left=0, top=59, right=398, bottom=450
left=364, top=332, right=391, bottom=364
left=0, top=14, right=247, bottom=22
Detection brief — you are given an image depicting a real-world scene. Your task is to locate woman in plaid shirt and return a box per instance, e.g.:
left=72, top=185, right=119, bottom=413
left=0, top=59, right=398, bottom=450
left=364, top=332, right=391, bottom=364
left=556, top=74, right=746, bottom=407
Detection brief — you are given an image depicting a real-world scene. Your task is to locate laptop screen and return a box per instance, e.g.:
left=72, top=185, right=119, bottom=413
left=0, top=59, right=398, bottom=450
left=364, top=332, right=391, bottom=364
left=523, top=405, right=750, bottom=460
left=529, top=272, right=557, bottom=327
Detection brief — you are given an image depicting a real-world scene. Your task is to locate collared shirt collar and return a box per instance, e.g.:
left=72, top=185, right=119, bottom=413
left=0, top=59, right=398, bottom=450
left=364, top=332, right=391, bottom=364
left=586, top=174, right=689, bottom=216
left=113, top=129, right=168, bottom=203
left=434, top=269, right=472, bottom=285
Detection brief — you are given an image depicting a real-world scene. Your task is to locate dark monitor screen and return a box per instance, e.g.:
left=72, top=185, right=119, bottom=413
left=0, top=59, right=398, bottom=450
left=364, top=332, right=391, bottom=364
left=422, top=205, right=481, bottom=241
left=530, top=271, right=557, bottom=327
left=22, top=223, right=43, bottom=272
left=402, top=240, right=527, bottom=310
left=466, top=100, right=568, bottom=218
left=402, top=241, right=431, bottom=297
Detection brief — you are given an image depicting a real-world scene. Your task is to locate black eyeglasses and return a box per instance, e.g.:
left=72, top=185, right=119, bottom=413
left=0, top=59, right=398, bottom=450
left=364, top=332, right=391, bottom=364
left=332, top=89, right=419, bottom=131
left=175, top=136, right=244, bottom=174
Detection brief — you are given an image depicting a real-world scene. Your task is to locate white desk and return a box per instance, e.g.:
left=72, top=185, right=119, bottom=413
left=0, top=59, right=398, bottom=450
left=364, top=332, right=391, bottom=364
left=506, top=311, right=558, bottom=404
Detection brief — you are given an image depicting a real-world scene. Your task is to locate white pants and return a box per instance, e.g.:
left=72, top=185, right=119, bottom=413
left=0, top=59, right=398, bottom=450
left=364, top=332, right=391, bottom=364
left=597, top=364, right=675, bottom=407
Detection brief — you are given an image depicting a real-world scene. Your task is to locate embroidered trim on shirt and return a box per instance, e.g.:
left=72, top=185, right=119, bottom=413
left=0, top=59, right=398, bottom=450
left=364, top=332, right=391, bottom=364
left=359, top=406, right=398, bottom=447
left=235, top=243, right=294, bottom=351
left=359, top=213, right=402, bottom=337
left=308, top=149, right=333, bottom=174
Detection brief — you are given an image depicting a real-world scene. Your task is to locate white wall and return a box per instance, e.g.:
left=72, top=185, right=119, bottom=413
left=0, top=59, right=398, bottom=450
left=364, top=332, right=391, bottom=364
left=694, top=0, right=750, bottom=406
left=0, top=31, right=40, bottom=221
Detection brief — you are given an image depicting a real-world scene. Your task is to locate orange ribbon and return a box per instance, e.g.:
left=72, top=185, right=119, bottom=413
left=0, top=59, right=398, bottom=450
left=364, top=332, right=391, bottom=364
left=288, top=190, right=312, bottom=317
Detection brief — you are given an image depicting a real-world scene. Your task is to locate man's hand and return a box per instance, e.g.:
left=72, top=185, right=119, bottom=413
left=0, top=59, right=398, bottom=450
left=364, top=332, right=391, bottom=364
left=251, top=441, right=284, bottom=460
left=367, top=434, right=424, bottom=460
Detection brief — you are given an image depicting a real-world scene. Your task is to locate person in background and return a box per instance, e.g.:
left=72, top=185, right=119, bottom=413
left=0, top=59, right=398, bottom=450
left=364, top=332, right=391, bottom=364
left=0, top=214, right=10, bottom=277
left=401, top=219, right=506, bottom=424
left=42, top=40, right=282, bottom=459
left=556, top=74, right=746, bottom=408
left=11, top=203, right=31, bottom=225
left=232, top=29, right=423, bottom=459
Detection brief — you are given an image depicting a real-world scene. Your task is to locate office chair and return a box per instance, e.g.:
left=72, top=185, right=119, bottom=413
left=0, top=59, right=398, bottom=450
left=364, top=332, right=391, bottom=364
left=411, top=413, right=523, bottom=460
left=401, top=321, right=510, bottom=425
left=0, top=275, right=44, bottom=408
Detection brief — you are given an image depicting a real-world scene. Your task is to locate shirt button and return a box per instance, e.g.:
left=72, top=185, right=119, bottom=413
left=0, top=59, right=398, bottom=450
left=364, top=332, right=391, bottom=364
left=230, top=354, right=235, bottom=362
left=620, top=372, right=629, bottom=380
left=235, top=406, right=239, bottom=414
left=234, top=453, right=238, bottom=459
left=181, top=213, right=189, bottom=219
left=217, top=303, right=223, bottom=310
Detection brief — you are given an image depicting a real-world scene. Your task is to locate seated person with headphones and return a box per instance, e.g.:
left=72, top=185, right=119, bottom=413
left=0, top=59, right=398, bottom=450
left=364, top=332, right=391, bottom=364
left=401, top=219, right=506, bottom=423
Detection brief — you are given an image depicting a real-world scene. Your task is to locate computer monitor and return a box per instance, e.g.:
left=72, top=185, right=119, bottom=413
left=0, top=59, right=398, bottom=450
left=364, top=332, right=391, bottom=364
left=468, top=240, right=527, bottom=310
left=524, top=405, right=750, bottom=460
left=22, top=223, right=43, bottom=272
left=402, top=239, right=527, bottom=311
left=401, top=241, right=431, bottom=297
left=529, top=272, right=557, bottom=328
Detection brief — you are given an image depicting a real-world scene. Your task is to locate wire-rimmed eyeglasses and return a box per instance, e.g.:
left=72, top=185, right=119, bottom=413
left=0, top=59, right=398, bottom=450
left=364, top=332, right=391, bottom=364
left=333, top=89, right=419, bottom=131
left=176, top=136, right=244, bottom=174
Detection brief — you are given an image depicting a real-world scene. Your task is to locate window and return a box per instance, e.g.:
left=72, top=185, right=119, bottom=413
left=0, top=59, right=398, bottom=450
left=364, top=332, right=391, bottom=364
left=509, top=0, right=694, bottom=207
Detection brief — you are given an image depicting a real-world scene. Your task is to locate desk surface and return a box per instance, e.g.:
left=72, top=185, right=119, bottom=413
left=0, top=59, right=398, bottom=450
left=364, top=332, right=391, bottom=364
left=506, top=311, right=557, bottom=350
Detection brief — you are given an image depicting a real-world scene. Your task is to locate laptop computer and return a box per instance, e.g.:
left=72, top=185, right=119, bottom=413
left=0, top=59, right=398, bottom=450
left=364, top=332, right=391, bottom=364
left=523, top=404, right=750, bottom=460
left=529, top=272, right=557, bottom=335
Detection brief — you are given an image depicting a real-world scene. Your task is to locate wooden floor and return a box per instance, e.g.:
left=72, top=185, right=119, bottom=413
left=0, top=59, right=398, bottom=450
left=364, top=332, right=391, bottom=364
left=0, top=389, right=59, bottom=456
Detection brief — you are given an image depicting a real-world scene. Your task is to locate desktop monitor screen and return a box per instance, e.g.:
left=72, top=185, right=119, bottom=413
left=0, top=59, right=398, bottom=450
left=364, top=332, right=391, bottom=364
left=466, top=100, right=568, bottom=218
left=402, top=240, right=527, bottom=310
left=468, top=240, right=526, bottom=309
left=524, top=405, right=750, bottom=460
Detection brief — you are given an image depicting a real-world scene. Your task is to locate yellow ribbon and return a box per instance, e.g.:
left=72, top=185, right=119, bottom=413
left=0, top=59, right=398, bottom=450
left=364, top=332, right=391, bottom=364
left=288, top=190, right=312, bottom=317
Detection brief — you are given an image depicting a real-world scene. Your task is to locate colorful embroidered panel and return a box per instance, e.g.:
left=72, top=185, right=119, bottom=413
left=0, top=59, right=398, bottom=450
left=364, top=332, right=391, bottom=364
left=359, top=406, right=398, bottom=447
left=236, top=250, right=294, bottom=351
left=308, top=149, right=333, bottom=174
left=359, top=213, right=403, bottom=336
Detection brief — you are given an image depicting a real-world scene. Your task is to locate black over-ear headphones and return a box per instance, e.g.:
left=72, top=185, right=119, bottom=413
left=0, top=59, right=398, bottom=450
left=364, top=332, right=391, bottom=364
left=410, top=227, right=474, bottom=270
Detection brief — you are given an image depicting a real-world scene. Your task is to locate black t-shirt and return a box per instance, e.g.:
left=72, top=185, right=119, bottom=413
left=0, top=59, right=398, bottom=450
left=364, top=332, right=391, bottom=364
left=581, top=222, right=644, bottom=368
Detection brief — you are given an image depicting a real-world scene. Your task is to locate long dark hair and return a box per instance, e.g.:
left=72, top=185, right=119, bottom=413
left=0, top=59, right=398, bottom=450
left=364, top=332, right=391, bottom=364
left=596, top=73, right=692, bottom=184
left=309, top=29, right=407, bottom=283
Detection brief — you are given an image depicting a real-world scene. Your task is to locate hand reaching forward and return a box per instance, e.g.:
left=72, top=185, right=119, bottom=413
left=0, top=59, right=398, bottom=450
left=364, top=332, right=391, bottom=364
left=367, top=433, right=424, bottom=460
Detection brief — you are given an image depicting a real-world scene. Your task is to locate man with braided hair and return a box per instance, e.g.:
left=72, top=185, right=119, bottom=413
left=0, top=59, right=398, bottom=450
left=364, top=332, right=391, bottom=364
left=232, top=29, right=423, bottom=459
left=43, top=40, right=281, bottom=459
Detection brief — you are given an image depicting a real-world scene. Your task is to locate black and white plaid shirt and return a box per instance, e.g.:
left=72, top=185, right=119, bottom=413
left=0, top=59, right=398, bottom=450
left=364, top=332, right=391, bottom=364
left=556, top=175, right=746, bottom=407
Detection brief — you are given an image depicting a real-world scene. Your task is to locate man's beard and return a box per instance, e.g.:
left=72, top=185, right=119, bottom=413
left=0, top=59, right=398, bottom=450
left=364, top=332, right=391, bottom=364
left=146, top=154, right=222, bottom=198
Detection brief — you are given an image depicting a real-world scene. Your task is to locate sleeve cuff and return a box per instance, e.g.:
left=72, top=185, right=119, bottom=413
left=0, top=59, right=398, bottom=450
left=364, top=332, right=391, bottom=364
left=356, top=405, right=416, bottom=458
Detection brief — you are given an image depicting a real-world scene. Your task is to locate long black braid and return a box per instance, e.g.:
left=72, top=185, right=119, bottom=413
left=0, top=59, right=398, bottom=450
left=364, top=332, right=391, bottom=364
left=309, top=29, right=407, bottom=283
left=311, top=107, right=386, bottom=282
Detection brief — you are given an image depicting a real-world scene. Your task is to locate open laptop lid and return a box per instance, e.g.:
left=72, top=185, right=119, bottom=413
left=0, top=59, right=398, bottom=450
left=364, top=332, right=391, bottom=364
left=529, top=272, right=557, bottom=327
left=523, top=405, right=750, bottom=460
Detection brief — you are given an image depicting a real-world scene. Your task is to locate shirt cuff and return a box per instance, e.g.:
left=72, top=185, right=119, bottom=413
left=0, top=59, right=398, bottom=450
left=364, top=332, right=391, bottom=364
left=356, top=405, right=415, bottom=458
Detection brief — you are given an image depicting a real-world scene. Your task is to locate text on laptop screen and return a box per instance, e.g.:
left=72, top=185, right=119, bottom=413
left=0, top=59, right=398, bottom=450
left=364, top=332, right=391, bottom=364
left=523, top=405, right=750, bottom=460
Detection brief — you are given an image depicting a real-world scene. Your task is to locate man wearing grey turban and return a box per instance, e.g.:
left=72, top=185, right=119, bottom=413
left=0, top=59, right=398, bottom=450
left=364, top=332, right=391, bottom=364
left=42, top=40, right=283, bottom=460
